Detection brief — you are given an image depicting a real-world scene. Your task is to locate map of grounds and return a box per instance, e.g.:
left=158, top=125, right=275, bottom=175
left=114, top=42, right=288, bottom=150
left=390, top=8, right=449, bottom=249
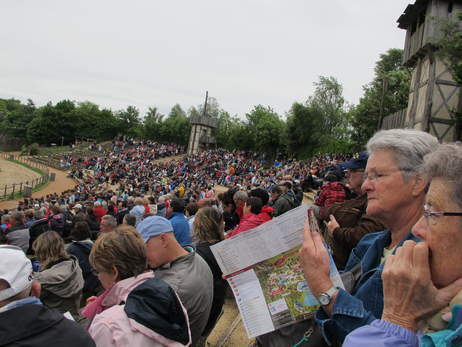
left=253, top=246, right=319, bottom=328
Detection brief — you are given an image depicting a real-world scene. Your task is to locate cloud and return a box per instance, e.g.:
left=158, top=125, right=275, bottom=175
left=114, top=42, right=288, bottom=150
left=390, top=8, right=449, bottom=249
left=0, top=0, right=410, bottom=118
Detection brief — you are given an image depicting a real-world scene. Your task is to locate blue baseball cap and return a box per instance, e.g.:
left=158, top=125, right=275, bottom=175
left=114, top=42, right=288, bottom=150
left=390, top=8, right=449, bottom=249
left=137, top=216, right=173, bottom=243
left=340, top=152, right=368, bottom=170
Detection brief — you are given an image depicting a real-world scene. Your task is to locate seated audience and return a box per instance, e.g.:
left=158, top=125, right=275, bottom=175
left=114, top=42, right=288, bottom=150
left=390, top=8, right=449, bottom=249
left=5, top=211, right=30, bottom=253
left=99, top=214, right=117, bottom=233
left=83, top=228, right=191, bottom=347
left=0, top=214, right=11, bottom=231
left=66, top=221, right=100, bottom=297
left=130, top=197, right=145, bottom=226
left=92, top=201, right=107, bottom=223
left=167, top=198, right=192, bottom=246
left=270, top=185, right=294, bottom=217
left=314, top=171, right=346, bottom=207
left=33, top=231, right=84, bottom=318
left=320, top=153, right=386, bottom=269
left=123, top=213, right=137, bottom=227
left=48, top=205, right=65, bottom=236
left=226, top=196, right=264, bottom=238
left=138, top=216, right=213, bottom=346
left=248, top=187, right=273, bottom=222
left=233, top=190, right=248, bottom=220
left=0, top=245, right=95, bottom=346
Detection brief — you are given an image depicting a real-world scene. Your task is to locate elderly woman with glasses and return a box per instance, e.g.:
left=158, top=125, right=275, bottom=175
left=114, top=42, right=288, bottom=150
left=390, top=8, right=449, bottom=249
left=299, top=129, right=438, bottom=346
left=343, top=143, right=462, bottom=346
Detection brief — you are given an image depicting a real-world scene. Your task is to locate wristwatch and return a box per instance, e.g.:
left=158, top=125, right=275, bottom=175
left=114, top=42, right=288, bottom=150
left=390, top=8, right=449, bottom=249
left=317, top=286, right=339, bottom=306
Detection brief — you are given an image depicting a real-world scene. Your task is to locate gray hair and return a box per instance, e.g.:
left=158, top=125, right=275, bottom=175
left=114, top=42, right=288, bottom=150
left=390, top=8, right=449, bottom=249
left=10, top=211, right=24, bottom=223
left=102, top=214, right=117, bottom=227
left=422, top=143, right=462, bottom=208
left=366, top=129, right=438, bottom=180
left=233, top=190, right=248, bottom=202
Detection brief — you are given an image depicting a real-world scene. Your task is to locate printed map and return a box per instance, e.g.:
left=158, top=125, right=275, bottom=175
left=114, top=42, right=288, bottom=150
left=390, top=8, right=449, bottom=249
left=253, top=246, right=319, bottom=325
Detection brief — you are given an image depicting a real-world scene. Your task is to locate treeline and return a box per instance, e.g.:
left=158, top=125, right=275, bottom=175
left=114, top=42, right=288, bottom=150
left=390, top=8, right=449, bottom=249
left=0, top=49, right=410, bottom=158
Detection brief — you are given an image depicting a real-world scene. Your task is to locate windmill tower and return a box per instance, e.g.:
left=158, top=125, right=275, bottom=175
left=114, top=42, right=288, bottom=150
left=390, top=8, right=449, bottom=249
left=397, top=0, right=462, bottom=141
left=187, top=92, right=218, bottom=155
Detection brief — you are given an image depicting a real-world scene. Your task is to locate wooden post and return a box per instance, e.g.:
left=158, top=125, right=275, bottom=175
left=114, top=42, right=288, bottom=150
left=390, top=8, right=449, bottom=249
left=12, top=184, right=15, bottom=195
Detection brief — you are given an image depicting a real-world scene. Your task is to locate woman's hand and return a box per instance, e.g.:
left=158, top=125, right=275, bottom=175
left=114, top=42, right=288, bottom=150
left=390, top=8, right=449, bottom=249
left=300, top=218, right=333, bottom=299
left=381, top=241, right=462, bottom=331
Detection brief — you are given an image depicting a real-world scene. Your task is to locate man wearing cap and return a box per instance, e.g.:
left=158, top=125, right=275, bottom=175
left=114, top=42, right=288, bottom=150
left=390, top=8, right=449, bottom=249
left=319, top=153, right=386, bottom=269
left=137, top=216, right=213, bottom=346
left=0, top=245, right=95, bottom=346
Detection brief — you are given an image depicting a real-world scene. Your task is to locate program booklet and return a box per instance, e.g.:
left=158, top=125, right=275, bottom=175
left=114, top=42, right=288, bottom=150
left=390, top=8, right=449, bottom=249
left=211, top=204, right=344, bottom=338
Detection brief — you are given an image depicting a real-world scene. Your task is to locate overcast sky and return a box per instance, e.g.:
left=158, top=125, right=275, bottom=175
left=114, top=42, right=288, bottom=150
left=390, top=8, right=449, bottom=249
left=0, top=0, right=412, bottom=119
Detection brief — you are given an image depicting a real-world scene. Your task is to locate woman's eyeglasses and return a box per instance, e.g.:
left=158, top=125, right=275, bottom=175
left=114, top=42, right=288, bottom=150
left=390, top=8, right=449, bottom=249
left=423, top=203, right=462, bottom=219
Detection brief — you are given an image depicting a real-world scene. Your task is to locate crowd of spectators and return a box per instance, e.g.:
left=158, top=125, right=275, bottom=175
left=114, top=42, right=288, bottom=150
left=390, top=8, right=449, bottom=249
left=1, top=139, right=355, bottom=346
left=3, top=131, right=461, bottom=347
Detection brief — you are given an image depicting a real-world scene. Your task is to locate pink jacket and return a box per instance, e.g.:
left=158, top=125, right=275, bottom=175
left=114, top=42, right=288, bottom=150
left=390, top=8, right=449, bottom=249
left=88, top=272, right=191, bottom=347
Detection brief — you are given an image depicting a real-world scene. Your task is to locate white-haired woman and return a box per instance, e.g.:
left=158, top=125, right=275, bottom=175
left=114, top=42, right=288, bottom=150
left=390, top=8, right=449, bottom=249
left=344, top=143, right=462, bottom=346
left=299, top=129, right=438, bottom=345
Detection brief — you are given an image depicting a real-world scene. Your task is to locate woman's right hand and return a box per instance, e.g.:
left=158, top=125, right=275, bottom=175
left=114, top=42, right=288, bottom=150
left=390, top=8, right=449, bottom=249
left=381, top=241, right=462, bottom=331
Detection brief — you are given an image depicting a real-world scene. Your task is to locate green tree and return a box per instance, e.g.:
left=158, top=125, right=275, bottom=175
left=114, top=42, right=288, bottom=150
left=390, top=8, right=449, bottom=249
left=0, top=98, right=37, bottom=138
left=160, top=104, right=190, bottom=145
left=436, top=12, right=462, bottom=85
left=350, top=49, right=411, bottom=147
left=308, top=76, right=348, bottom=138
left=142, top=107, right=164, bottom=140
left=116, top=105, right=142, bottom=138
left=72, top=101, right=119, bottom=141
left=286, top=102, right=324, bottom=159
left=26, top=100, right=76, bottom=145
left=244, top=105, right=285, bottom=156
left=215, top=111, right=242, bottom=149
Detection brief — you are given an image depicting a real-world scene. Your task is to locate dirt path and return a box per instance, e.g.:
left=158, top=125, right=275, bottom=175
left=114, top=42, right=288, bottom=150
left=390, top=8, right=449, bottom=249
left=0, top=165, right=77, bottom=210
left=0, top=158, right=42, bottom=186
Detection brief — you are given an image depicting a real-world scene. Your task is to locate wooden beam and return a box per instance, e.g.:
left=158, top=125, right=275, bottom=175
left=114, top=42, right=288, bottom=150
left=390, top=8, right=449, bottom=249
left=436, top=79, right=460, bottom=87
left=429, top=117, right=456, bottom=125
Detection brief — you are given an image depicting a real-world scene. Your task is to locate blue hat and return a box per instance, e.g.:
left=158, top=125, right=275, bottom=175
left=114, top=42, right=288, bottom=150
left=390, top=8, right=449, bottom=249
left=340, top=152, right=368, bottom=170
left=137, top=216, right=173, bottom=243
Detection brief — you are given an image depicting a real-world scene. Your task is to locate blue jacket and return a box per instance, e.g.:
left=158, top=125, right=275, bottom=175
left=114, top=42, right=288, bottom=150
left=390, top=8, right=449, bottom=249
left=168, top=212, right=192, bottom=246
left=315, top=230, right=420, bottom=344
left=343, top=305, right=462, bottom=347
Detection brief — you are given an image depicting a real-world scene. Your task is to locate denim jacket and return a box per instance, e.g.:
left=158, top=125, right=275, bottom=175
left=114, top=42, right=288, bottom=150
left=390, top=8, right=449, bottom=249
left=315, top=229, right=420, bottom=344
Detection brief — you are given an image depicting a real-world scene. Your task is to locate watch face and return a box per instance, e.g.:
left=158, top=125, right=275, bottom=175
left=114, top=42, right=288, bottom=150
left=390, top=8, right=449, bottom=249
left=319, top=293, right=330, bottom=306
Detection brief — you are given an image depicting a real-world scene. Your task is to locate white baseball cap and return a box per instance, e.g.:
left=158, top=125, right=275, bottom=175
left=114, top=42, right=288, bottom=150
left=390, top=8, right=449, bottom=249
left=73, top=203, right=83, bottom=210
left=0, top=245, right=33, bottom=301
